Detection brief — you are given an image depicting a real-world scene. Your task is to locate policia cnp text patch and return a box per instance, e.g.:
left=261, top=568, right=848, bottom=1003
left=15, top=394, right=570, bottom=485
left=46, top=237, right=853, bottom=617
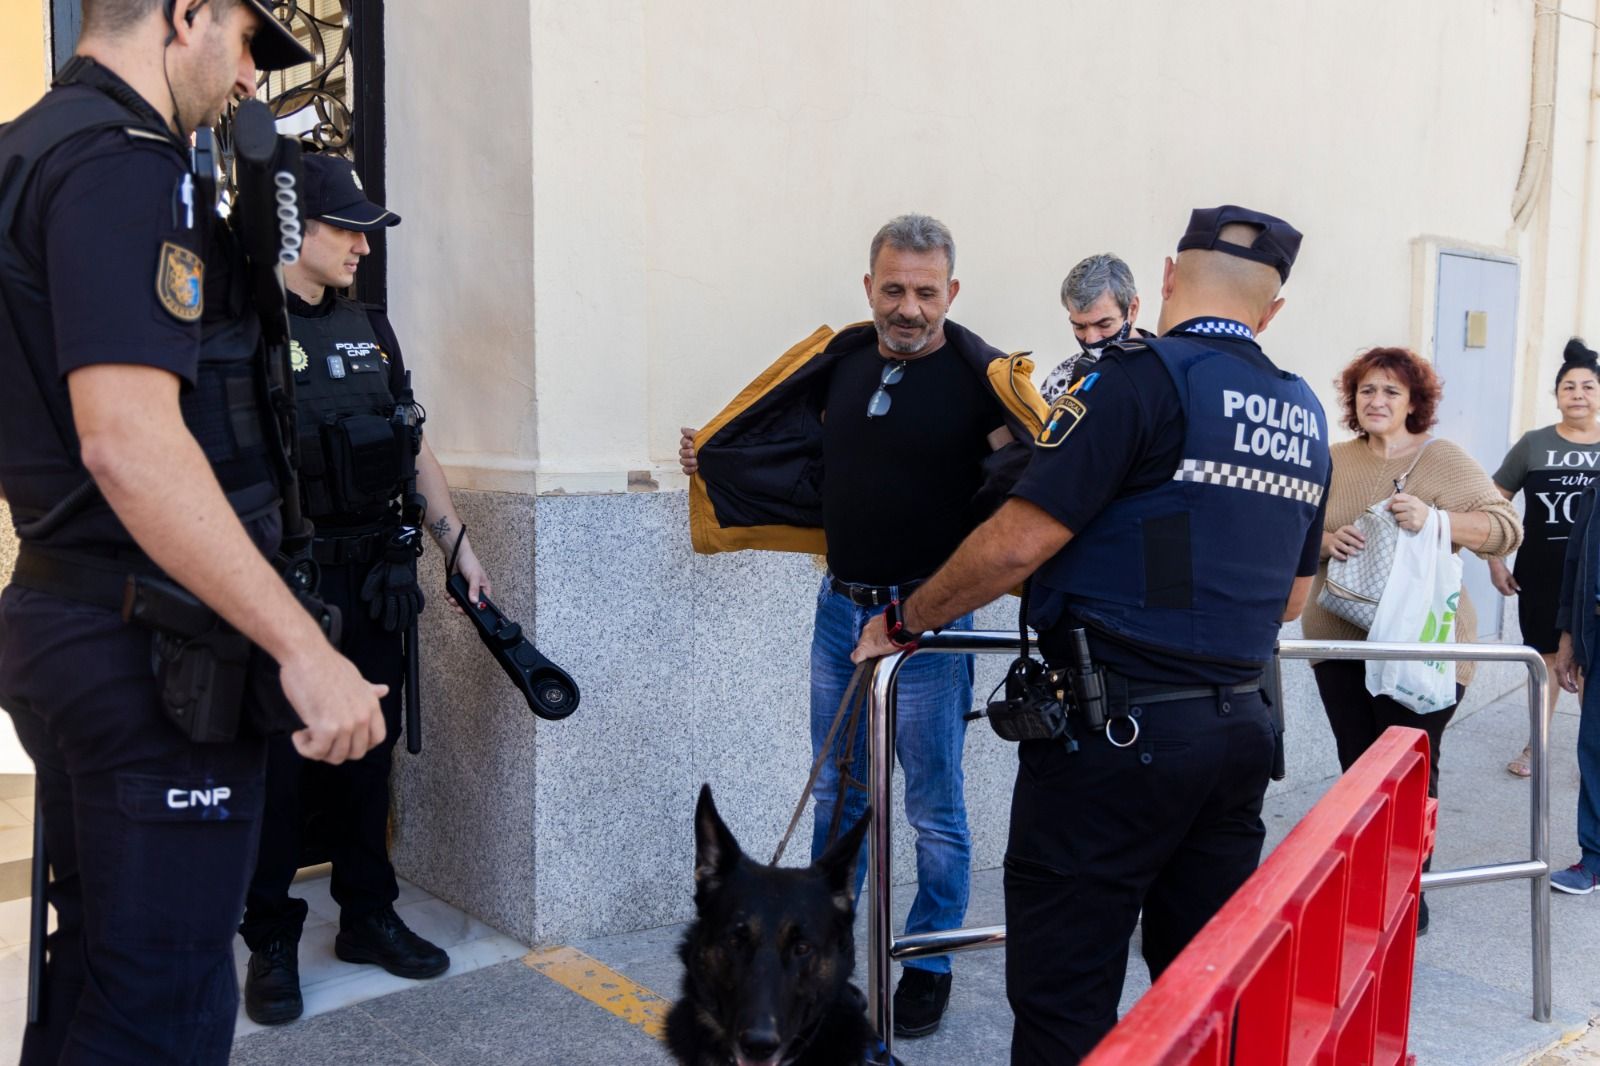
left=1037, top=395, right=1086, bottom=448
left=156, top=241, right=204, bottom=322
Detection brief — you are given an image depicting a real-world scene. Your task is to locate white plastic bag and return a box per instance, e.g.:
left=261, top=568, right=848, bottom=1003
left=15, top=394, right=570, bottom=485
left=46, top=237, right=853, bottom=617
left=1364, top=505, right=1463, bottom=713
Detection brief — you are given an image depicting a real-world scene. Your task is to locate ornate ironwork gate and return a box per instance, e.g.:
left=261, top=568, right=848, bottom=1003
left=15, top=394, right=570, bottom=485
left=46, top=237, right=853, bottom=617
left=48, top=0, right=388, bottom=301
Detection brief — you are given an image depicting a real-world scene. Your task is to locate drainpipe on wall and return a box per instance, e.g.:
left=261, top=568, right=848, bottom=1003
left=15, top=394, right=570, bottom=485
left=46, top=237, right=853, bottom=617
left=1575, top=0, right=1600, bottom=338
left=1511, top=0, right=1562, bottom=437
left=1512, top=0, right=1561, bottom=231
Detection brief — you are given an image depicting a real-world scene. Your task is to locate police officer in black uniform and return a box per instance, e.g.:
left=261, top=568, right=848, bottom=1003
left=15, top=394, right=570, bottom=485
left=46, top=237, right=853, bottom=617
left=0, top=1, right=390, bottom=1061
left=239, top=153, right=493, bottom=1024
left=854, top=206, right=1330, bottom=1064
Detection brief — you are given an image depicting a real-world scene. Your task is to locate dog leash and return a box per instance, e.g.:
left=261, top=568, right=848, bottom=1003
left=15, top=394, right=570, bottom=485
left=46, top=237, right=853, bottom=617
left=770, top=661, right=876, bottom=865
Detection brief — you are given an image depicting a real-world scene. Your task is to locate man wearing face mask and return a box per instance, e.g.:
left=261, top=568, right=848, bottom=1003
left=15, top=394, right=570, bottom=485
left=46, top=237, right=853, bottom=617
left=1040, top=254, right=1148, bottom=403
left=238, top=153, right=493, bottom=1025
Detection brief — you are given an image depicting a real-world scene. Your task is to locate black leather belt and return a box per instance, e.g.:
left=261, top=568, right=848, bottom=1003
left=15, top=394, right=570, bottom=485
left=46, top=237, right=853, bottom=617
left=829, top=576, right=925, bottom=607
left=1119, top=679, right=1262, bottom=706
left=10, top=544, right=151, bottom=612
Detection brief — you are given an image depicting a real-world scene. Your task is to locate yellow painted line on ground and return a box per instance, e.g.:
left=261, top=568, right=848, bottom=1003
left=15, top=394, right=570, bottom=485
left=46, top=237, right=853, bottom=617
left=523, top=945, right=671, bottom=1041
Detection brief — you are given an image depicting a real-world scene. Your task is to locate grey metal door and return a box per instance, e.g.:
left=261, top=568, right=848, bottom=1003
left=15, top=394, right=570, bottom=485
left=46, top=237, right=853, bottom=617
left=1432, top=252, right=1519, bottom=640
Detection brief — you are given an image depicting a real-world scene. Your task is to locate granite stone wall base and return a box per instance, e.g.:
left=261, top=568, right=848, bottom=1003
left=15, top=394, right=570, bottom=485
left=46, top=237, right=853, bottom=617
left=0, top=501, right=15, bottom=581
left=388, top=488, right=1558, bottom=947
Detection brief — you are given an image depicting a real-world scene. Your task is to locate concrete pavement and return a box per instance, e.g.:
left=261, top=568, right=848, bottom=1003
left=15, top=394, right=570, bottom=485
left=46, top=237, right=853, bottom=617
left=229, top=683, right=1600, bottom=1065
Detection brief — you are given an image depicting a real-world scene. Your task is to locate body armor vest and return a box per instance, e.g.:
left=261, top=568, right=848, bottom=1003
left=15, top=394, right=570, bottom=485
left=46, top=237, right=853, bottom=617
left=0, top=76, right=277, bottom=546
left=1034, top=334, right=1332, bottom=666
left=289, top=297, right=407, bottom=524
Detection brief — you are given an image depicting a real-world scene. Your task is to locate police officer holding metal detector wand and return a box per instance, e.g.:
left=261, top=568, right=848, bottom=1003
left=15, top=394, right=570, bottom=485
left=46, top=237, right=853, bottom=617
left=0, top=0, right=388, bottom=1059
left=238, top=153, right=492, bottom=1026
left=855, top=206, right=1330, bottom=1064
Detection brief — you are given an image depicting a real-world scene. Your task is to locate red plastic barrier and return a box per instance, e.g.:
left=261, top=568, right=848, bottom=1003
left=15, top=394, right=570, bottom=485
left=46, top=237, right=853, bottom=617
left=1083, top=726, right=1437, bottom=1066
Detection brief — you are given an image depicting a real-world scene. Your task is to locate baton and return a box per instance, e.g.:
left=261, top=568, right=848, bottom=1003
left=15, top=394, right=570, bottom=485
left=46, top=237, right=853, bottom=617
left=27, top=791, right=45, bottom=1024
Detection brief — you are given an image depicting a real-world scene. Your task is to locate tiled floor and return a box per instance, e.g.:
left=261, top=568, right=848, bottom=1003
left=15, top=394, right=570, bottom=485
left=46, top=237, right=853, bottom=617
left=230, top=873, right=530, bottom=1038
left=0, top=774, right=35, bottom=906
left=0, top=867, right=529, bottom=1061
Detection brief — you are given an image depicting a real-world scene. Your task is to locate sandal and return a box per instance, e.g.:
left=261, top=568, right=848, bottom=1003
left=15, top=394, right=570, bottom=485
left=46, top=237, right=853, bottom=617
left=1507, top=746, right=1532, bottom=779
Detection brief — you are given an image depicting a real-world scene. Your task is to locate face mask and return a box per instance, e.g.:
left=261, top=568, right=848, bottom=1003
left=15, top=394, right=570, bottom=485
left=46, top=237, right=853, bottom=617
left=1080, top=318, right=1132, bottom=358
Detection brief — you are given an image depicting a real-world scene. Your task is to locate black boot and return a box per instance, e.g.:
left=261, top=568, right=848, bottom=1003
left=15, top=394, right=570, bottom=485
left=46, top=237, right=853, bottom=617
left=244, top=932, right=304, bottom=1026
left=334, top=905, right=450, bottom=979
left=892, top=968, right=952, bottom=1038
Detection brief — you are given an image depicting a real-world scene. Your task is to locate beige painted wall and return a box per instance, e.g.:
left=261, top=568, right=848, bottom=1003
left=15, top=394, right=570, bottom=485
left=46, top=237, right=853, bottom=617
left=387, top=1, right=1600, bottom=493
left=1, top=0, right=48, bottom=121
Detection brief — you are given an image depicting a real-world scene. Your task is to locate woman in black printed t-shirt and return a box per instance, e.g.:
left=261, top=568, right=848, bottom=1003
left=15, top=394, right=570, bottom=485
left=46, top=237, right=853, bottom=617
left=1493, top=339, right=1600, bottom=777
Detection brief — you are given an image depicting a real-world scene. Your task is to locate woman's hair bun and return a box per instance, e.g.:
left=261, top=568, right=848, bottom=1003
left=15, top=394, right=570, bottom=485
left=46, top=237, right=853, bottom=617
left=1565, top=337, right=1598, bottom=366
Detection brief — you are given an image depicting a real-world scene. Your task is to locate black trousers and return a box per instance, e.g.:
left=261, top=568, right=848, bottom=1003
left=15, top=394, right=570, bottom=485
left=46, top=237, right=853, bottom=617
left=1311, top=659, right=1462, bottom=798
left=1004, top=687, right=1276, bottom=1065
left=0, top=587, right=266, bottom=1065
left=239, top=559, right=405, bottom=949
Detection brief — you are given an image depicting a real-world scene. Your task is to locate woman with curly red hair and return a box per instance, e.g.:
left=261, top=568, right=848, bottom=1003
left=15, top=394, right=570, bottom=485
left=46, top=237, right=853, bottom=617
left=1302, top=346, right=1521, bottom=933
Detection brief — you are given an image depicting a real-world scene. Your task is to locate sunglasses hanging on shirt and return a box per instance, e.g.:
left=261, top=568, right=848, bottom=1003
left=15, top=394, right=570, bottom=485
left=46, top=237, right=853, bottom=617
left=867, top=360, right=908, bottom=418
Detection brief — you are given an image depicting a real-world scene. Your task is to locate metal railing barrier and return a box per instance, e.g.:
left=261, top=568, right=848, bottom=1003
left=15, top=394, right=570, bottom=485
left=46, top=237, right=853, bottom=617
left=864, top=633, right=1551, bottom=1058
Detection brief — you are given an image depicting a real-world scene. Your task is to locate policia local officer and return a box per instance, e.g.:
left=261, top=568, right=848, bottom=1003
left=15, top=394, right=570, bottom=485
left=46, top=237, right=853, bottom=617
left=855, top=207, right=1330, bottom=1064
left=0, top=1, right=388, bottom=1061
left=240, top=153, right=493, bottom=1024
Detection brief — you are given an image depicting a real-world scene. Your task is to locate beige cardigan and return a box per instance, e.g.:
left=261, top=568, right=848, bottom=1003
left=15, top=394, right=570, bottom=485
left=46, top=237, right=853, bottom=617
left=1302, top=437, right=1522, bottom=685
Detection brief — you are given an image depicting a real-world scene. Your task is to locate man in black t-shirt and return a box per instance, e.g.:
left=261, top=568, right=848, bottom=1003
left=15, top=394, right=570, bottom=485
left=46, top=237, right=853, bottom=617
left=0, top=3, right=385, bottom=1061
left=679, top=214, right=1023, bottom=1038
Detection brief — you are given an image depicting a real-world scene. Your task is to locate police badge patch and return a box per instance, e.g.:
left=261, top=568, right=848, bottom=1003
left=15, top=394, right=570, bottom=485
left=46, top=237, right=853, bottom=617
left=289, top=340, right=309, bottom=374
left=1037, top=395, right=1087, bottom=448
left=156, top=241, right=203, bottom=322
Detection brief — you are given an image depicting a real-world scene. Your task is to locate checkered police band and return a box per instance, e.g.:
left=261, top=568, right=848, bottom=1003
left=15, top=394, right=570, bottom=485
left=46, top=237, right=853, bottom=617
left=1178, top=318, right=1256, bottom=340
left=1172, top=459, right=1325, bottom=506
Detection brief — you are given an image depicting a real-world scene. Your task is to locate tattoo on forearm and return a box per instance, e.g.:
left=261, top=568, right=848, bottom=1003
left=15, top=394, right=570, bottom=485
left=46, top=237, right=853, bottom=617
left=430, top=515, right=454, bottom=545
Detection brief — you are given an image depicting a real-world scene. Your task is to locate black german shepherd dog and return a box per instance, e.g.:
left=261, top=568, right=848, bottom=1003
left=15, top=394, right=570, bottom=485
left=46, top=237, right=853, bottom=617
left=666, top=784, right=877, bottom=1066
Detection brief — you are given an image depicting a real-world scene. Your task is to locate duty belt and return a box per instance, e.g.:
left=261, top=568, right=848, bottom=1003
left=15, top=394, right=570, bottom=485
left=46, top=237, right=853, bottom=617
left=829, top=575, right=926, bottom=607
left=9, top=543, right=157, bottom=613
left=310, top=529, right=388, bottom=567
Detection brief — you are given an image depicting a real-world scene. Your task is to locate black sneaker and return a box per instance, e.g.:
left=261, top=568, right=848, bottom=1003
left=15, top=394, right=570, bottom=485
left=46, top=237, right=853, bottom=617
left=893, top=968, right=952, bottom=1038
left=334, top=906, right=450, bottom=979
left=244, top=933, right=304, bottom=1026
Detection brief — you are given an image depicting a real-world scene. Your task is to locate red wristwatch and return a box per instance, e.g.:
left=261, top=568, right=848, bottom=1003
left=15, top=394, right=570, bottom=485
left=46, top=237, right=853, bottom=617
left=882, top=598, right=920, bottom=651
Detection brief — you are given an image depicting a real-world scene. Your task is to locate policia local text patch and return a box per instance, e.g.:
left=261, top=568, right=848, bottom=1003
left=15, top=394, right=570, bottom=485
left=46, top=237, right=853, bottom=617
left=1037, top=395, right=1086, bottom=448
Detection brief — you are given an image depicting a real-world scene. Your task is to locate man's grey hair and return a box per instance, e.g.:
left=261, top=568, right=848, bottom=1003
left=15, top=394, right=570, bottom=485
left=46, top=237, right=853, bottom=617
left=1060, top=254, right=1137, bottom=315
left=869, top=214, right=956, bottom=276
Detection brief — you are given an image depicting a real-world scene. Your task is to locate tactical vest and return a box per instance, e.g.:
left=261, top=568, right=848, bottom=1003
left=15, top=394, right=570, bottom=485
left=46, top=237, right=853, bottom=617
left=0, top=76, right=277, bottom=545
left=1034, top=334, right=1332, bottom=665
left=289, top=297, right=407, bottom=523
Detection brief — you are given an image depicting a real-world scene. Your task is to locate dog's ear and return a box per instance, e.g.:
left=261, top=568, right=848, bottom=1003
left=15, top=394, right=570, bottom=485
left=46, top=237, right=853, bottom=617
left=815, top=807, right=872, bottom=913
left=694, top=783, right=743, bottom=890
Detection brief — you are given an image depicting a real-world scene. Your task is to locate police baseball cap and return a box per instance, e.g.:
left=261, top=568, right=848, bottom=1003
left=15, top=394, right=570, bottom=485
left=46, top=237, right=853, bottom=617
left=240, top=0, right=315, bottom=72
left=300, top=153, right=401, bottom=231
left=1176, top=205, right=1303, bottom=283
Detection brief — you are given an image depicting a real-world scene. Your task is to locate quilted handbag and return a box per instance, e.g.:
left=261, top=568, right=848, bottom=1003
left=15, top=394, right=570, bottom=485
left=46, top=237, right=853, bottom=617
left=1318, top=503, right=1399, bottom=629
left=1316, top=440, right=1436, bottom=630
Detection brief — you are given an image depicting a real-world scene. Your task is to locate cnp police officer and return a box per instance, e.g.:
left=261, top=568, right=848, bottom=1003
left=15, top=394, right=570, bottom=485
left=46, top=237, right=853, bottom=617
left=855, top=206, right=1330, bottom=1063
left=239, top=153, right=492, bottom=1024
left=0, top=1, right=387, bottom=1061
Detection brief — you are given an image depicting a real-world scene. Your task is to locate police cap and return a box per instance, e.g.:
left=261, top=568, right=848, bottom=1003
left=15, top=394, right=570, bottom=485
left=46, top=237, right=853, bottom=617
left=1176, top=205, right=1302, bottom=283
left=301, top=153, right=401, bottom=231
left=241, top=0, right=315, bottom=72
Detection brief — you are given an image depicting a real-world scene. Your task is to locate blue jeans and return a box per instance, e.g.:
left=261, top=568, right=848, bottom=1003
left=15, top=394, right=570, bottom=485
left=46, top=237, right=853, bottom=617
left=809, top=577, right=974, bottom=974
left=1580, top=639, right=1600, bottom=872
